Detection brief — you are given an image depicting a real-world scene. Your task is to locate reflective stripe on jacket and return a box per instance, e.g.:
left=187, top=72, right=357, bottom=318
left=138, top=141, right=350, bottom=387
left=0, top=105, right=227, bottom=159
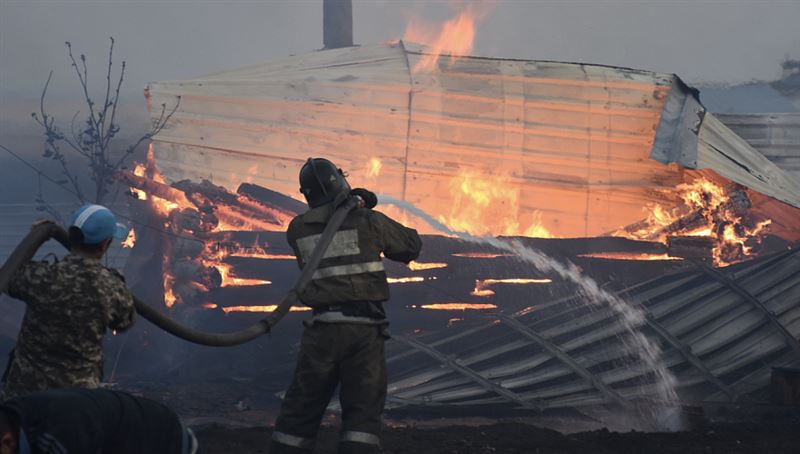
left=287, top=205, right=422, bottom=307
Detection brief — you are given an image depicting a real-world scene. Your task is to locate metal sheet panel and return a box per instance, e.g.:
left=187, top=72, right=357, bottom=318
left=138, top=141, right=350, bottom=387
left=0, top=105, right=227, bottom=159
left=147, top=43, right=686, bottom=238
left=385, top=248, right=800, bottom=409
left=717, top=113, right=800, bottom=179
left=147, top=42, right=800, bottom=237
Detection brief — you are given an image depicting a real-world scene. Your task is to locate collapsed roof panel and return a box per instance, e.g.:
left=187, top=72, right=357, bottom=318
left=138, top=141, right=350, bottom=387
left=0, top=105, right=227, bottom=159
left=146, top=42, right=800, bottom=238
left=384, top=248, right=800, bottom=409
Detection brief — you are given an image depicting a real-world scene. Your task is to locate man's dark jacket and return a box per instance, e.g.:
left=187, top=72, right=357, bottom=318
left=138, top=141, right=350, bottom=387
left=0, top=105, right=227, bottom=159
left=1, top=388, right=193, bottom=454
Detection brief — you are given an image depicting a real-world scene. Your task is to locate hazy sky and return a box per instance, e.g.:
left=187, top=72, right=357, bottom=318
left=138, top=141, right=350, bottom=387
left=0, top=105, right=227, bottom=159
left=1, top=0, right=799, bottom=102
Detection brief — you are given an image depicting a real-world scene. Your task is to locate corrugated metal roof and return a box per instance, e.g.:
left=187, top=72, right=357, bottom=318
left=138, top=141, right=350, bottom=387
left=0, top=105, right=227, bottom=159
left=146, top=42, right=800, bottom=238
left=383, top=248, right=800, bottom=409
left=718, top=113, right=800, bottom=180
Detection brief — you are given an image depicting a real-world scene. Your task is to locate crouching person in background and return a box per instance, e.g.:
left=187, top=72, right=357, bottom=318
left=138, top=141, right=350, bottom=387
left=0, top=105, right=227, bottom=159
left=0, top=388, right=198, bottom=454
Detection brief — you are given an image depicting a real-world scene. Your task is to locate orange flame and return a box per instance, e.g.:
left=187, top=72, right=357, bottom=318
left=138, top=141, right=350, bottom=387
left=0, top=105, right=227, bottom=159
left=213, top=203, right=290, bottom=232
left=221, top=305, right=311, bottom=313
left=130, top=164, right=148, bottom=200
left=617, top=177, right=771, bottom=266
left=415, top=303, right=497, bottom=311
left=578, top=252, right=682, bottom=261
left=121, top=228, right=136, bottom=249
left=471, top=278, right=552, bottom=297
left=229, top=251, right=295, bottom=260
left=387, top=276, right=425, bottom=284
left=440, top=169, right=553, bottom=237
left=403, top=5, right=479, bottom=73
left=408, top=261, right=448, bottom=271
left=367, top=158, right=382, bottom=178
left=163, top=274, right=177, bottom=308
left=212, top=194, right=294, bottom=232
left=201, top=248, right=272, bottom=287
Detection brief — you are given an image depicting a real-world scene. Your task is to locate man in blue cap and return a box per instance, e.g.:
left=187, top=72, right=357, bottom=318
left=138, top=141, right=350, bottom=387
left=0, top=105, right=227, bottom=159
left=1, top=204, right=135, bottom=399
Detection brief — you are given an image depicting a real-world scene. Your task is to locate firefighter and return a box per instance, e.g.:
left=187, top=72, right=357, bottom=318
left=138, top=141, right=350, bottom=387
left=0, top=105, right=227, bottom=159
left=0, top=388, right=198, bottom=454
left=1, top=205, right=135, bottom=399
left=269, top=158, right=422, bottom=454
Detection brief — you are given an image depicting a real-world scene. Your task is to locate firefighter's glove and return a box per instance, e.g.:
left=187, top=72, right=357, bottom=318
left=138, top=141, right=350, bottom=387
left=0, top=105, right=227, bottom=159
left=351, top=188, right=377, bottom=209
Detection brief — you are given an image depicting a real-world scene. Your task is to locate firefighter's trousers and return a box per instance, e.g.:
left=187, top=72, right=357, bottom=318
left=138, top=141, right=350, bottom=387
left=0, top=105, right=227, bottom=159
left=269, top=322, right=387, bottom=454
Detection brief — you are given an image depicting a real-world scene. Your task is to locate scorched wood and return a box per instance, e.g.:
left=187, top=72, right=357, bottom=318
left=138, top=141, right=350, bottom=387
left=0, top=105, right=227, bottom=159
left=667, top=236, right=715, bottom=262
left=237, top=183, right=305, bottom=215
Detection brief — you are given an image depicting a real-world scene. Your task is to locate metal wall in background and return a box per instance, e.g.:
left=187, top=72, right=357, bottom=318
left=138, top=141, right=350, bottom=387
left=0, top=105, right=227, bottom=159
left=718, top=113, right=800, bottom=180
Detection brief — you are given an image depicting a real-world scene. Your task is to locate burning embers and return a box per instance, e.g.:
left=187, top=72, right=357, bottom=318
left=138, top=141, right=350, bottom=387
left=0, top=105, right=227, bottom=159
left=471, top=278, right=552, bottom=297
left=125, top=146, right=297, bottom=309
left=408, top=261, right=447, bottom=271
left=124, top=146, right=772, bottom=321
left=615, top=177, right=771, bottom=266
left=411, top=303, right=498, bottom=311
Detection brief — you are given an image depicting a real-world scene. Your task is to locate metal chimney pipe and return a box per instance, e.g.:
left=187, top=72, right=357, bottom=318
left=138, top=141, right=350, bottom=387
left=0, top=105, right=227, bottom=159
left=323, top=0, right=353, bottom=49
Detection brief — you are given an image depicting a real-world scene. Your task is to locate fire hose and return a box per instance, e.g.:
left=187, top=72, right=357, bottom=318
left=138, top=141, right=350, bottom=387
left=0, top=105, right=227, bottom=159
left=0, top=196, right=360, bottom=347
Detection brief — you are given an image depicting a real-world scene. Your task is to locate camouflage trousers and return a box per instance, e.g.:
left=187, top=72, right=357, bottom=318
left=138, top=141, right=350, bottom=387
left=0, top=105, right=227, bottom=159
left=270, top=322, right=387, bottom=454
left=1, top=350, right=101, bottom=400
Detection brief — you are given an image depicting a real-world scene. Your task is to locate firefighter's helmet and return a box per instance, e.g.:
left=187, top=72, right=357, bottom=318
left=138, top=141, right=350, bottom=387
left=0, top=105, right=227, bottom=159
left=299, top=157, right=351, bottom=208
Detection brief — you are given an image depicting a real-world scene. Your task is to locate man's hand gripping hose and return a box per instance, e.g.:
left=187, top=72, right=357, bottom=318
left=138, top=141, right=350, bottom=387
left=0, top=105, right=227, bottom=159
left=0, top=196, right=361, bottom=347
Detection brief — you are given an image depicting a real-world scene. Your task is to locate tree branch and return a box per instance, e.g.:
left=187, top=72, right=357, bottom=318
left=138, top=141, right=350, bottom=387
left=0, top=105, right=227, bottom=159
left=103, top=59, right=125, bottom=152
left=66, top=41, right=101, bottom=147
left=111, top=96, right=180, bottom=173
left=100, top=37, right=115, bottom=141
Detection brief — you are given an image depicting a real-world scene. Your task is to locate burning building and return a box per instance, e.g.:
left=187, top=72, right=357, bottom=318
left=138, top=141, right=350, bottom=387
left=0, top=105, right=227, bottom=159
left=121, top=40, right=800, bottom=412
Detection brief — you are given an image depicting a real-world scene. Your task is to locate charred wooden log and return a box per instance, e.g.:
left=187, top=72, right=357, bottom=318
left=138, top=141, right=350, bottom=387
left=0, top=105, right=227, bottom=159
left=120, top=173, right=192, bottom=205
left=173, top=179, right=292, bottom=230
left=237, top=183, right=305, bottom=215
left=667, top=236, right=715, bottom=262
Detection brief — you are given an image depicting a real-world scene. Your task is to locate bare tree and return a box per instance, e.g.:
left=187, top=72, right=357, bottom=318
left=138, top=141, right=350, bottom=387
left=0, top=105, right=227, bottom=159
left=32, top=37, right=180, bottom=206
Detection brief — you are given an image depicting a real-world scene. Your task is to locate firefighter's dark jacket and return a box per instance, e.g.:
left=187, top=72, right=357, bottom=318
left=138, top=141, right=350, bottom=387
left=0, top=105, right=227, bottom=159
left=287, top=203, right=422, bottom=306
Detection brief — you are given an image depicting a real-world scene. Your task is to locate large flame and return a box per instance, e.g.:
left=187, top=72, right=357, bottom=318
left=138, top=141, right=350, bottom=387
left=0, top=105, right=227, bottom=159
left=403, top=5, right=480, bottom=73
left=616, top=177, right=771, bottom=266
left=129, top=143, right=772, bottom=316
left=439, top=169, right=552, bottom=237
left=128, top=146, right=296, bottom=307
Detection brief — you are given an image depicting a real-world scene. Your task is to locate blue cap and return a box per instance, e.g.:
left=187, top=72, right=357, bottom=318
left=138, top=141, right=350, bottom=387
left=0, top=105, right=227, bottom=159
left=70, top=204, right=128, bottom=245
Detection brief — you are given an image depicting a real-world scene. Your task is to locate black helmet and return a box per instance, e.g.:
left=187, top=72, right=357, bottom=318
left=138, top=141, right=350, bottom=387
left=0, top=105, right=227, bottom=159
left=299, top=157, right=351, bottom=208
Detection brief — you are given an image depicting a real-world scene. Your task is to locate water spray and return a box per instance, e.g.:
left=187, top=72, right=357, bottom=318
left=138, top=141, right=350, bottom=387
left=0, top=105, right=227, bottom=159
left=380, top=194, right=682, bottom=428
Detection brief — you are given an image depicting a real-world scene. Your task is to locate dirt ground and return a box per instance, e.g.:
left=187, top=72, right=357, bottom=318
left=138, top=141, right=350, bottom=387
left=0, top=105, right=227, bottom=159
left=194, top=413, right=800, bottom=454
left=117, top=380, right=800, bottom=453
